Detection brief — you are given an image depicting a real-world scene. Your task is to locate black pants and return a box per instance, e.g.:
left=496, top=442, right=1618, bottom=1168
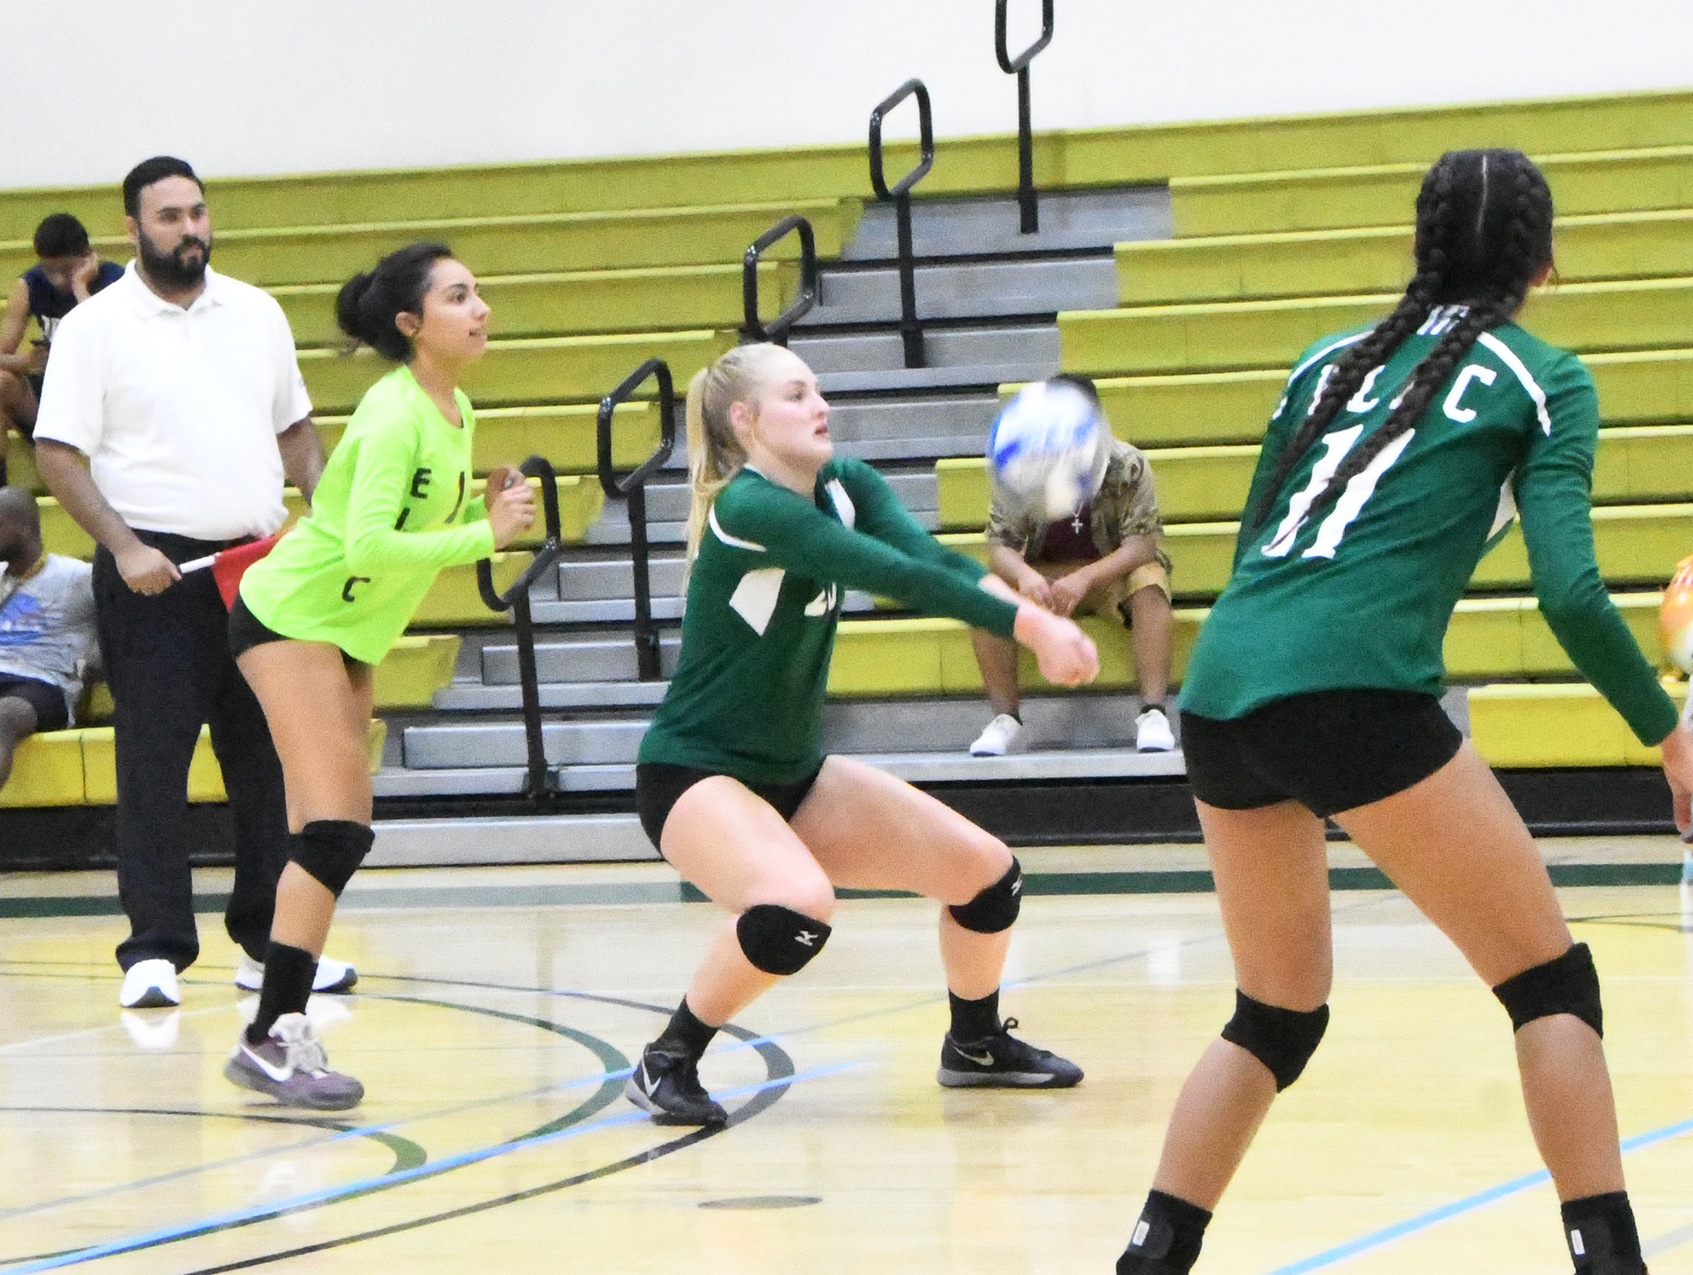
left=94, top=531, right=291, bottom=972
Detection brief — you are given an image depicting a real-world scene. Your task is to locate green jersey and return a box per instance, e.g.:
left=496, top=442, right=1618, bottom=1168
left=639, top=458, right=1019, bottom=784
left=1182, top=311, right=1677, bottom=745
left=239, top=365, right=495, bottom=665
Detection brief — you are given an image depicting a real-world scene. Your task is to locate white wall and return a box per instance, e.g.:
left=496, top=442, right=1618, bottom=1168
left=12, top=0, right=1693, bottom=188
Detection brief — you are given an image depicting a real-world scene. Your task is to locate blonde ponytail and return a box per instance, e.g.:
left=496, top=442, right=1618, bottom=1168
left=683, top=343, right=791, bottom=559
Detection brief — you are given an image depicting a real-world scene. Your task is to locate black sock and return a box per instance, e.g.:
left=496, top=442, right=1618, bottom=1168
left=949, top=989, right=1001, bottom=1041
left=1117, top=1190, right=1212, bottom=1274
left=245, top=942, right=317, bottom=1046
left=1142, top=702, right=1166, bottom=714
left=653, top=998, right=719, bottom=1061
left=1561, top=1192, right=1644, bottom=1274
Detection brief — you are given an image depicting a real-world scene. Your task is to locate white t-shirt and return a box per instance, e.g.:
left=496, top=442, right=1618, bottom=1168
left=0, top=555, right=96, bottom=719
left=33, top=264, right=312, bottom=541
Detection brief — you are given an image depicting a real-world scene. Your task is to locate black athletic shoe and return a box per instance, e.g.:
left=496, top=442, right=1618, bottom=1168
left=936, top=1017, right=1083, bottom=1088
left=624, top=1045, right=728, bottom=1126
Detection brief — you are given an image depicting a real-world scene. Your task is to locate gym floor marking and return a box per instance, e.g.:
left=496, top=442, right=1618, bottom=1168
left=1, top=861, right=1688, bottom=1272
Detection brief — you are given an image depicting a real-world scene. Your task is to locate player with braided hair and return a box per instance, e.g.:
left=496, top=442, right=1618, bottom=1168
left=1115, top=150, right=1692, bottom=1275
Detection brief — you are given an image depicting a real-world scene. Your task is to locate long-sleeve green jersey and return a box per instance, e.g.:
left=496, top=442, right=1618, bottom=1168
left=639, top=458, right=1020, bottom=784
left=238, top=365, right=495, bottom=665
left=1181, top=311, right=1678, bottom=745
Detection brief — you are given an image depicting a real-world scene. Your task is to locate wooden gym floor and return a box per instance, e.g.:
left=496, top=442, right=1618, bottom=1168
left=1, top=841, right=1689, bottom=1273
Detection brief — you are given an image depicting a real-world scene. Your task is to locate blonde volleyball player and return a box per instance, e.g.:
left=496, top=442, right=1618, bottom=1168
left=625, top=343, right=1098, bottom=1125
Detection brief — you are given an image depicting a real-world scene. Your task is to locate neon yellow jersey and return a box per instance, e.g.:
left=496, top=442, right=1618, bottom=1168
left=239, top=365, right=495, bottom=665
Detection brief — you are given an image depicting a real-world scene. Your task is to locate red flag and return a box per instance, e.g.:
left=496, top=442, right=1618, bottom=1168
left=180, top=532, right=282, bottom=608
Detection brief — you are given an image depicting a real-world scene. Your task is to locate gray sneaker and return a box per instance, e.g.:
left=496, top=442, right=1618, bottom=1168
left=224, top=1012, right=364, bottom=1110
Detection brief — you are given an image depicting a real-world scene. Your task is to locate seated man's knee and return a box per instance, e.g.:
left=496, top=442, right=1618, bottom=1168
left=1492, top=941, right=1603, bottom=1037
left=949, top=853, right=1023, bottom=934
left=737, top=903, right=832, bottom=975
left=0, top=698, right=39, bottom=744
left=290, top=820, right=374, bottom=899
left=1221, top=990, right=1330, bottom=1090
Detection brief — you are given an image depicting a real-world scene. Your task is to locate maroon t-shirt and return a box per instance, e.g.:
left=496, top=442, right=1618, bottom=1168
left=1037, top=501, right=1100, bottom=563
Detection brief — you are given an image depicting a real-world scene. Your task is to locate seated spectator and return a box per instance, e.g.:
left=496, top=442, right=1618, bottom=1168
left=0, top=214, right=125, bottom=482
left=968, top=374, right=1176, bottom=756
left=0, top=486, right=97, bottom=789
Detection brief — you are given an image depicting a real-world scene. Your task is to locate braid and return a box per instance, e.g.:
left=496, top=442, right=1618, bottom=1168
left=1254, top=148, right=1554, bottom=533
left=1301, top=151, right=1555, bottom=523
left=1248, top=156, right=1460, bottom=530
left=1301, top=297, right=1505, bottom=523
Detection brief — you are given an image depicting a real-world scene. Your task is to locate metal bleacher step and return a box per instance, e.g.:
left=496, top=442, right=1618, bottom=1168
left=372, top=745, right=1184, bottom=801
left=840, top=187, right=1173, bottom=260
left=799, top=255, right=1119, bottom=326
left=481, top=635, right=682, bottom=685
left=785, top=320, right=1049, bottom=375
left=400, top=692, right=1159, bottom=772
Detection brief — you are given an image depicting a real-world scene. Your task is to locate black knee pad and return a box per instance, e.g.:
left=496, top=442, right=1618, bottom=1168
left=737, top=904, right=831, bottom=976
left=1492, top=941, right=1603, bottom=1037
left=290, top=820, right=374, bottom=898
left=949, top=857, right=1023, bottom=934
left=1220, top=990, right=1330, bottom=1091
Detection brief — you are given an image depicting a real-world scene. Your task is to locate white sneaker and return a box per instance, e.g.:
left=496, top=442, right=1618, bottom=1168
left=1135, top=707, right=1176, bottom=752
left=118, top=958, right=180, bottom=1009
left=234, top=953, right=359, bottom=994
left=969, top=714, right=1026, bottom=757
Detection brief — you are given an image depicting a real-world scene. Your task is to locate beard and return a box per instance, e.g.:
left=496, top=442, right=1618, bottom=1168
left=137, top=229, right=211, bottom=289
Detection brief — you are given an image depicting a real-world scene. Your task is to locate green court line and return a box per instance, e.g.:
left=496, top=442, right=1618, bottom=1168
left=0, top=861, right=1678, bottom=919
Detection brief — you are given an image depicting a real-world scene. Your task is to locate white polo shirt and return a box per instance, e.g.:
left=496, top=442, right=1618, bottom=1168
left=34, top=263, right=312, bottom=541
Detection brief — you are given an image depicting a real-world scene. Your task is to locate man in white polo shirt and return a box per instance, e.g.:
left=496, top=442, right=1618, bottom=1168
left=34, top=156, right=354, bottom=1011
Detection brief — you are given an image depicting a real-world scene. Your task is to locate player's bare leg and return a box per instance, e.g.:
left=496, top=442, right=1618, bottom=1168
left=1336, top=743, right=1627, bottom=1202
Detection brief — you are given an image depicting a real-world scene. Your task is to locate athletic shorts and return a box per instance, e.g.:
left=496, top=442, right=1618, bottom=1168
left=1180, top=688, right=1462, bottom=818
left=1030, top=558, right=1170, bottom=626
left=635, top=761, right=824, bottom=853
left=0, top=672, right=69, bottom=732
left=228, top=594, right=365, bottom=669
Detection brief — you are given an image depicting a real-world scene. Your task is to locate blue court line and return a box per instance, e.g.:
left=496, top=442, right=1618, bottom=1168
left=1263, top=1117, right=1693, bottom=1274
left=1, top=1060, right=860, bottom=1274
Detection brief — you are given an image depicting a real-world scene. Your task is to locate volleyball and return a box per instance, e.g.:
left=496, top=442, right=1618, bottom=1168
left=1660, top=555, right=1693, bottom=673
left=987, top=381, right=1109, bottom=522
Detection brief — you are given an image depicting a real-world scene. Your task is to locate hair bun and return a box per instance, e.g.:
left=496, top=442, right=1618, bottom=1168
left=334, top=271, right=377, bottom=345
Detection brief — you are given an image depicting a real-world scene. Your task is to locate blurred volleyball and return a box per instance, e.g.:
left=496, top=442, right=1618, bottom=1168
left=1660, top=554, right=1693, bottom=673
left=987, top=381, right=1108, bottom=522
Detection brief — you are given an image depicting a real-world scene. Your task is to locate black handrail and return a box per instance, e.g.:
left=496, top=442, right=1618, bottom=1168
left=742, top=215, right=819, bottom=346
left=597, top=358, right=677, bottom=681
left=995, top=0, right=1054, bottom=234
left=476, top=455, right=568, bottom=801
left=868, top=78, right=934, bottom=369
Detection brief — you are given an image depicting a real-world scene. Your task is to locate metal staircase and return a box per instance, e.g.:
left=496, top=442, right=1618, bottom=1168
left=370, top=186, right=1179, bottom=863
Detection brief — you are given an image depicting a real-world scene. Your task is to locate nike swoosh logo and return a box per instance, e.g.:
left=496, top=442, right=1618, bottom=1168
left=960, top=1050, right=995, bottom=1066
left=640, top=1060, right=656, bottom=1092
left=243, top=1044, right=292, bottom=1082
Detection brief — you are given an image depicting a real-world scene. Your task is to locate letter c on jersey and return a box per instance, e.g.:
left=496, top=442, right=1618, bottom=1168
left=1442, top=365, right=1498, bottom=424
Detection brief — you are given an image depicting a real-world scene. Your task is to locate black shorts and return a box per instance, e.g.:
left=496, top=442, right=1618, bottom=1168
left=1180, top=689, right=1463, bottom=818
left=228, top=594, right=365, bottom=669
left=635, top=761, right=824, bottom=853
left=0, top=673, right=70, bottom=732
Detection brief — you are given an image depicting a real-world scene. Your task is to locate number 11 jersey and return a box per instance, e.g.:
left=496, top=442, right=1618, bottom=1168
left=1180, top=310, right=1677, bottom=746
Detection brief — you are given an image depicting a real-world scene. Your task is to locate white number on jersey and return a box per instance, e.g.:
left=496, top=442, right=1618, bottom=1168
left=1262, top=425, right=1416, bottom=561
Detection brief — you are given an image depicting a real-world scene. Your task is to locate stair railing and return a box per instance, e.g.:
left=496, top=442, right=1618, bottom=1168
left=742, top=214, right=819, bottom=346
left=476, top=455, right=567, bottom=801
left=597, top=358, right=678, bottom=681
left=868, top=78, right=934, bottom=368
left=996, top=0, right=1054, bottom=234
